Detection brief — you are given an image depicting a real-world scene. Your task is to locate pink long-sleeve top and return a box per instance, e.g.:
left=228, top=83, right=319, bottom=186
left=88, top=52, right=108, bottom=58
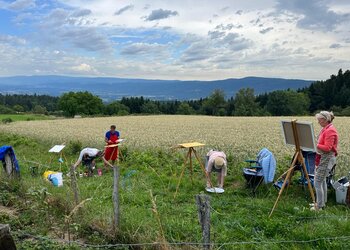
left=315, top=123, right=338, bottom=166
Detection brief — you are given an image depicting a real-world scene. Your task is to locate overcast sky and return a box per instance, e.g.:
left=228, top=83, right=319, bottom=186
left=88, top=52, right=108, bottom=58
left=0, top=0, right=349, bottom=80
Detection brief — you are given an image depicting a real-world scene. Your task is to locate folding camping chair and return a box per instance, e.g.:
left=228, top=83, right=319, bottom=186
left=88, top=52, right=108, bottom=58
left=243, top=148, right=276, bottom=193
left=274, top=151, right=337, bottom=190
left=0, top=146, right=20, bottom=177
left=296, top=151, right=337, bottom=188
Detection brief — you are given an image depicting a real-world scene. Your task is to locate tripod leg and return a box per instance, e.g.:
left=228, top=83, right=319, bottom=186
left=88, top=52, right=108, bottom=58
left=189, top=148, right=193, bottom=184
left=193, top=149, right=213, bottom=188
left=174, top=149, right=191, bottom=199
left=269, top=154, right=299, bottom=217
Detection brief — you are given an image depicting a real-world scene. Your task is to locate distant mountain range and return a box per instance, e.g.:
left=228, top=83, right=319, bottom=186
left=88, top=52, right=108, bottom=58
left=0, top=75, right=313, bottom=101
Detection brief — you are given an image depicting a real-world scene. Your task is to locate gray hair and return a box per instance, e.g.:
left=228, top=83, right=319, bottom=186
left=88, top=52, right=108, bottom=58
left=316, top=111, right=334, bottom=122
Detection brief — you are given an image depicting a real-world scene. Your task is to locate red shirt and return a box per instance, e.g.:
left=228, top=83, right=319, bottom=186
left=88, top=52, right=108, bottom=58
left=315, top=123, right=338, bottom=165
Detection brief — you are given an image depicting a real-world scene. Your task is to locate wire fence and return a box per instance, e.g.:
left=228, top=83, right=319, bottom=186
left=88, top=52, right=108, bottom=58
left=11, top=231, right=350, bottom=249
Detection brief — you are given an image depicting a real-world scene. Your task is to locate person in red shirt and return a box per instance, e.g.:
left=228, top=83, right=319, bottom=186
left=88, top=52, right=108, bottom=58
left=104, top=125, right=120, bottom=167
left=311, top=111, right=338, bottom=211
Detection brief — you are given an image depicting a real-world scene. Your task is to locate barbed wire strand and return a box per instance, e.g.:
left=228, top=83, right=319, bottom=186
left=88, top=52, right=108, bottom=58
left=12, top=231, right=350, bottom=248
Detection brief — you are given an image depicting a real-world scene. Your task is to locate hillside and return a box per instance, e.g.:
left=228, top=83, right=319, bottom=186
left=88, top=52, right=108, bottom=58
left=0, top=75, right=312, bottom=101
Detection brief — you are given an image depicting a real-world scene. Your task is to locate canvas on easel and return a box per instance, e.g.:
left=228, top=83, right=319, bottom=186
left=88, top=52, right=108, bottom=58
left=48, top=144, right=67, bottom=171
left=269, top=120, right=316, bottom=217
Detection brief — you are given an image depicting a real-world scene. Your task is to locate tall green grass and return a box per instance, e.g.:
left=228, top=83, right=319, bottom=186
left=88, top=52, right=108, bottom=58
left=1, top=132, right=350, bottom=249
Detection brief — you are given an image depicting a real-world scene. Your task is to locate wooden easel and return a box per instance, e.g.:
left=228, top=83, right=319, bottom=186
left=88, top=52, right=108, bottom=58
left=173, top=142, right=213, bottom=199
left=269, top=120, right=316, bottom=217
left=48, top=144, right=68, bottom=172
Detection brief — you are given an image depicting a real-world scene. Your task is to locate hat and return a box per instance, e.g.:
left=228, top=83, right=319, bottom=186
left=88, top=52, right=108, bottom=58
left=214, top=157, right=225, bottom=169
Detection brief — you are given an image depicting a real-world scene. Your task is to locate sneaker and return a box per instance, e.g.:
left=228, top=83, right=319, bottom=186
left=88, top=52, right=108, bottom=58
left=310, top=206, right=322, bottom=211
left=309, top=203, right=316, bottom=207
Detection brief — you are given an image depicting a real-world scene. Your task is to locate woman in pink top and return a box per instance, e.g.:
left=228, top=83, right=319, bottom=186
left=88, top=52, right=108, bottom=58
left=311, top=111, right=338, bottom=211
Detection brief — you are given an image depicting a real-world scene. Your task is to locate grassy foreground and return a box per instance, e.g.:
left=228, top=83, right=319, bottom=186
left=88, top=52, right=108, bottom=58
left=1, top=132, right=350, bottom=249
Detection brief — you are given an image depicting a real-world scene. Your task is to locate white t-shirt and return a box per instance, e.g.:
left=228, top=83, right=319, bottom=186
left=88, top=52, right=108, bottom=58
left=78, top=148, right=100, bottom=161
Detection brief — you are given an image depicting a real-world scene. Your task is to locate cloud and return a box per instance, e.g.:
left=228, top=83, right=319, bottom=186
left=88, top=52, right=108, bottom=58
left=7, top=0, right=35, bottom=11
left=120, top=42, right=169, bottom=57
left=329, top=43, right=342, bottom=48
left=35, top=8, right=113, bottom=53
left=220, top=6, right=230, bottom=12
left=71, top=9, right=92, bottom=17
left=260, top=27, right=274, bottom=34
left=208, top=30, right=226, bottom=39
left=215, top=23, right=242, bottom=30
left=236, top=10, right=243, bottom=15
left=221, top=33, right=252, bottom=51
left=114, top=4, right=134, bottom=15
left=275, top=0, right=350, bottom=31
left=180, top=41, right=216, bottom=62
left=0, top=34, right=26, bottom=45
left=71, top=63, right=98, bottom=74
left=144, top=8, right=179, bottom=21
left=60, top=27, right=113, bottom=52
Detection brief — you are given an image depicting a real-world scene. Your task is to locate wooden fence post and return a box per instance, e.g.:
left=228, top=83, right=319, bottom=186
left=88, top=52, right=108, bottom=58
left=0, top=224, right=17, bottom=250
left=70, top=166, right=79, bottom=206
left=195, top=194, right=211, bottom=250
left=113, top=165, right=120, bottom=232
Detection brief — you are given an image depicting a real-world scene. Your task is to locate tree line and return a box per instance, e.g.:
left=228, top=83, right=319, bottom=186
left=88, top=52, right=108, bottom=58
left=1, top=69, right=349, bottom=117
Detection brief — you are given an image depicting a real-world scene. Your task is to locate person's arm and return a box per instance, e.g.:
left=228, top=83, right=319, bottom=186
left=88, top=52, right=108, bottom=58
left=222, top=161, right=227, bottom=176
left=206, top=157, right=214, bottom=173
left=105, top=132, right=110, bottom=144
left=73, top=150, right=85, bottom=169
left=73, top=159, right=81, bottom=169
left=317, top=130, right=337, bottom=152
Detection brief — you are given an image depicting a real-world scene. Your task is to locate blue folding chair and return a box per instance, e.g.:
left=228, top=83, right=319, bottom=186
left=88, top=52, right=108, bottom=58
left=243, top=148, right=276, bottom=192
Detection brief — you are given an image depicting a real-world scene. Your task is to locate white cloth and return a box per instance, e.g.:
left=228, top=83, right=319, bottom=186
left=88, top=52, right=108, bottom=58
left=78, top=148, right=100, bottom=161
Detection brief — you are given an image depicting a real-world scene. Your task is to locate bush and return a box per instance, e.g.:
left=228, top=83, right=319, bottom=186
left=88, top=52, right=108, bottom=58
left=2, top=118, right=13, bottom=124
left=66, top=140, right=82, bottom=155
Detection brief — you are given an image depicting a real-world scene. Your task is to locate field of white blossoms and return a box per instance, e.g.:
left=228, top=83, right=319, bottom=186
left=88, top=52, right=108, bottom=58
left=1, top=115, right=350, bottom=174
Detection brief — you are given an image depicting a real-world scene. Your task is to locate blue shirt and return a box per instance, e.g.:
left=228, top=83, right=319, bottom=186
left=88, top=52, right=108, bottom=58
left=105, top=130, right=120, bottom=140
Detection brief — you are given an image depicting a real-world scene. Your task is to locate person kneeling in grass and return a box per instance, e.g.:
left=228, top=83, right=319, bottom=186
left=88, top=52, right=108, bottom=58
left=205, top=150, right=227, bottom=188
left=73, top=148, right=113, bottom=176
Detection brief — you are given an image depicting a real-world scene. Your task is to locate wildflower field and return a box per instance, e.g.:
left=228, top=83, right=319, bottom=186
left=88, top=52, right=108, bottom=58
left=1, top=115, right=350, bottom=249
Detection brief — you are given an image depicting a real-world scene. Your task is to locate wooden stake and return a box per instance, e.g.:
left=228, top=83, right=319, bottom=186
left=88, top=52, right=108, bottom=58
left=195, top=194, right=211, bottom=250
left=70, top=165, right=79, bottom=206
left=0, top=224, right=16, bottom=250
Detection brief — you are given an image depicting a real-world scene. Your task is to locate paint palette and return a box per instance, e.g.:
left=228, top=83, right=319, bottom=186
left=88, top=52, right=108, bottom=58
left=205, top=187, right=225, bottom=193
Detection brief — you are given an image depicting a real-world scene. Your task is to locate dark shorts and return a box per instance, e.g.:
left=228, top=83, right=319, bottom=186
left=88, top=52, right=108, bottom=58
left=211, top=167, right=223, bottom=173
left=82, top=156, right=96, bottom=167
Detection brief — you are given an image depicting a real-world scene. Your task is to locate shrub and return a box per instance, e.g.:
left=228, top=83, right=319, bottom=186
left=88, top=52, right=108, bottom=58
left=2, top=118, right=13, bottom=124
left=66, top=140, right=82, bottom=155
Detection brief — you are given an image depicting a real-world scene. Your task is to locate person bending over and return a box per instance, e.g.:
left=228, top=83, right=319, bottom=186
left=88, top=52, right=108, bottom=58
left=73, top=148, right=113, bottom=176
left=206, top=150, right=227, bottom=188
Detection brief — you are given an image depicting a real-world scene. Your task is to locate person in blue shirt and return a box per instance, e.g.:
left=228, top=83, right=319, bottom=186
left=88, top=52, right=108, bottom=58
left=104, top=125, right=120, bottom=167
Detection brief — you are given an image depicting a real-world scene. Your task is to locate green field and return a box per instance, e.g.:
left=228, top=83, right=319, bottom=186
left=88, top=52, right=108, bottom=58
left=1, top=116, right=350, bottom=249
left=0, top=114, right=52, bottom=122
